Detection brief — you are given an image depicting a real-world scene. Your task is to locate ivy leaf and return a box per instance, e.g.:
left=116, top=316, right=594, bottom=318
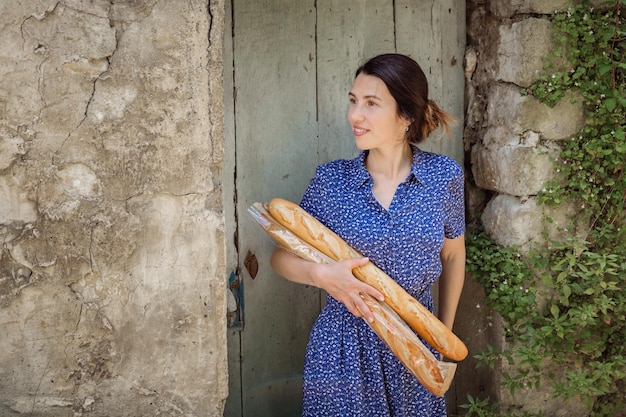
left=599, top=64, right=613, bottom=75
left=605, top=98, right=617, bottom=112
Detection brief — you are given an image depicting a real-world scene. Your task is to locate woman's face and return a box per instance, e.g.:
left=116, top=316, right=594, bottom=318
left=348, top=73, right=410, bottom=151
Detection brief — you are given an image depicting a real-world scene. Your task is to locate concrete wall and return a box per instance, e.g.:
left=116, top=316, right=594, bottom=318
left=0, top=1, right=228, bottom=416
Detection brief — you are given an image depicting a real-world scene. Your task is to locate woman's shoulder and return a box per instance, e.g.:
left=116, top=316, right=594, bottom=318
left=416, top=150, right=463, bottom=177
left=314, top=155, right=363, bottom=181
left=317, top=155, right=360, bottom=171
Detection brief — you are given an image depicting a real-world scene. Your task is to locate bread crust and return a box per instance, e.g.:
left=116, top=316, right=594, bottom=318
left=361, top=293, right=456, bottom=396
left=267, top=198, right=468, bottom=362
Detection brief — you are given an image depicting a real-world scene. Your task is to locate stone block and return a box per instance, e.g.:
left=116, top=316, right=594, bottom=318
left=517, top=92, right=586, bottom=140
left=490, top=0, right=576, bottom=17
left=491, top=0, right=610, bottom=17
left=485, top=85, right=524, bottom=137
left=488, top=84, right=586, bottom=140
left=481, top=194, right=578, bottom=252
left=471, top=137, right=557, bottom=196
left=496, top=18, right=554, bottom=87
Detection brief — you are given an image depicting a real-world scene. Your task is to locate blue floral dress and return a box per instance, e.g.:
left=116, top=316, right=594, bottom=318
left=299, top=148, right=465, bottom=417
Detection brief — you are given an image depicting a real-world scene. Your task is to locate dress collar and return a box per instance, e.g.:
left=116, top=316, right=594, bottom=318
left=348, top=148, right=425, bottom=189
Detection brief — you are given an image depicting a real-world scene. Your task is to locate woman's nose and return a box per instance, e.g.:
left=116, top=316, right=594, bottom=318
left=348, top=104, right=364, bottom=124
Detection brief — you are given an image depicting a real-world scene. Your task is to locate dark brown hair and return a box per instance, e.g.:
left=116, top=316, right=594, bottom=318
left=355, top=53, right=455, bottom=145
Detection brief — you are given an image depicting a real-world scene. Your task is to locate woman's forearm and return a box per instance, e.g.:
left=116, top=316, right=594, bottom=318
left=270, top=246, right=321, bottom=286
left=438, top=235, right=466, bottom=330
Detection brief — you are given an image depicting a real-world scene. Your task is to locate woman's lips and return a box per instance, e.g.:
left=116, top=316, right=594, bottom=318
left=353, top=126, right=368, bottom=136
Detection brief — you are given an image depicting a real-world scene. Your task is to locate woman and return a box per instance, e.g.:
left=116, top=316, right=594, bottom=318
left=271, top=53, right=466, bottom=416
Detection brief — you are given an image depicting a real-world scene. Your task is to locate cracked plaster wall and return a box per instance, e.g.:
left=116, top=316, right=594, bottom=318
left=0, top=1, right=228, bottom=416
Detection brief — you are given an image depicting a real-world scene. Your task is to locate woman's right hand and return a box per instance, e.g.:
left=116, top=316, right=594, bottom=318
left=311, top=257, right=385, bottom=323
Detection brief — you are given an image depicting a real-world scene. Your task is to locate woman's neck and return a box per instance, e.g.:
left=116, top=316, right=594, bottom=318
left=365, top=144, right=413, bottom=181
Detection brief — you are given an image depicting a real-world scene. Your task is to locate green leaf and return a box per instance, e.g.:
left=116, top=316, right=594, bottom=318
left=562, top=284, right=572, bottom=300
left=599, top=64, right=613, bottom=75
left=605, top=98, right=616, bottom=112
left=551, top=304, right=560, bottom=318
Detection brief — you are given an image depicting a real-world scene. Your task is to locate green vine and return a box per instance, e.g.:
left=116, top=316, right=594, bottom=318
left=465, top=1, right=626, bottom=416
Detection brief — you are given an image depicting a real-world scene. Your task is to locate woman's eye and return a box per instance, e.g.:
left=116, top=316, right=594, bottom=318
left=367, top=101, right=376, bottom=107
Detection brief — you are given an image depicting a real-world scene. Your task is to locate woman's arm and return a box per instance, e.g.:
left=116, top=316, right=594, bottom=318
left=438, top=235, right=466, bottom=330
left=270, top=247, right=385, bottom=322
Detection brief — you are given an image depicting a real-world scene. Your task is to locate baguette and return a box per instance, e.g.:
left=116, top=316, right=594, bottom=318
left=267, top=197, right=468, bottom=361
left=248, top=202, right=456, bottom=395
left=360, top=293, right=456, bottom=396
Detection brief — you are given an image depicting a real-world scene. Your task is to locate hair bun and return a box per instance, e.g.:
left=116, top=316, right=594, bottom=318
left=419, top=99, right=455, bottom=142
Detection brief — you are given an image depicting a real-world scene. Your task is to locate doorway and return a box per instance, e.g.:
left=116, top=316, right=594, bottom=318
left=223, top=1, right=465, bottom=416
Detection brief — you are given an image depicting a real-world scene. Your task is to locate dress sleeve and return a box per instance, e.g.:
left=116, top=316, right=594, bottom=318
left=299, top=165, right=327, bottom=221
left=443, top=167, right=465, bottom=239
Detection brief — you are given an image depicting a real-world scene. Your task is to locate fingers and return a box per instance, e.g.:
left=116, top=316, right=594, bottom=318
left=346, top=258, right=385, bottom=302
left=318, top=257, right=386, bottom=322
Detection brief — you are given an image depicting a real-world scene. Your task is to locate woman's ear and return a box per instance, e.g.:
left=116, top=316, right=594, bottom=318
left=402, top=115, right=413, bottom=129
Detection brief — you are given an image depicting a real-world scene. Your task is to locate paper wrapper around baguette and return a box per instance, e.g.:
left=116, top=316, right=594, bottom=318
left=248, top=202, right=457, bottom=396
left=267, top=198, right=468, bottom=362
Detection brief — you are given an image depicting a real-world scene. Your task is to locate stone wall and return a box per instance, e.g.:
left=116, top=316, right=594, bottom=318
left=464, top=0, right=591, bottom=415
left=0, top=1, right=228, bottom=416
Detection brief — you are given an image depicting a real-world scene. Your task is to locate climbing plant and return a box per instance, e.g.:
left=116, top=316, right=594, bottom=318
left=465, top=1, right=626, bottom=416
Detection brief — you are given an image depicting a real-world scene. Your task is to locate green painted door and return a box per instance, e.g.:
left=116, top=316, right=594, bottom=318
left=223, top=1, right=465, bottom=416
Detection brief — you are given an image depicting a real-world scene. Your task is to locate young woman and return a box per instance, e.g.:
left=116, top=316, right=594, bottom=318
left=271, top=53, right=466, bottom=416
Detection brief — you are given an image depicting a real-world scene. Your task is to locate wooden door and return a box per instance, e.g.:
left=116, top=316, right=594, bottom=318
left=224, top=1, right=465, bottom=416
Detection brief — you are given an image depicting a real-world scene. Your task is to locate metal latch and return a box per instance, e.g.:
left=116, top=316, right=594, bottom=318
left=227, top=271, right=244, bottom=329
